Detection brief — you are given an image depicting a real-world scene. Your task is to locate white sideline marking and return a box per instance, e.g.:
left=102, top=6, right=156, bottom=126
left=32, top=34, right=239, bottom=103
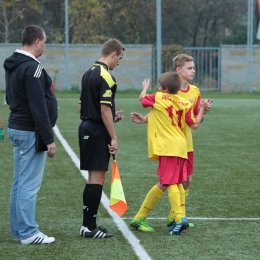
left=123, top=217, right=260, bottom=221
left=188, top=217, right=260, bottom=221
left=53, top=125, right=152, bottom=260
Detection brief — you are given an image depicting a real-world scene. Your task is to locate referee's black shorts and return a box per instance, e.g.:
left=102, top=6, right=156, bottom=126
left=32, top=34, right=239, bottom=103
left=78, top=120, right=111, bottom=171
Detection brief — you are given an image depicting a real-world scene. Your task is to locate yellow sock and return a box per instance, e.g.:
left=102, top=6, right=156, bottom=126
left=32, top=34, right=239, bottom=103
left=167, top=184, right=183, bottom=223
left=178, top=184, right=186, bottom=217
left=185, top=189, right=189, bottom=199
left=135, top=185, right=164, bottom=219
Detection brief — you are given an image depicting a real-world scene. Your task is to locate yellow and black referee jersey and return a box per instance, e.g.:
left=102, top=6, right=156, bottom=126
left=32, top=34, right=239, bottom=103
left=79, top=61, right=117, bottom=122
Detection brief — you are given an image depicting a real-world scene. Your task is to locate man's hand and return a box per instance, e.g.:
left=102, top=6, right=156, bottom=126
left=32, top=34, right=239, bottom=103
left=130, top=112, right=147, bottom=124
left=114, top=110, right=124, bottom=122
left=108, top=139, right=118, bottom=158
left=47, top=142, right=56, bottom=158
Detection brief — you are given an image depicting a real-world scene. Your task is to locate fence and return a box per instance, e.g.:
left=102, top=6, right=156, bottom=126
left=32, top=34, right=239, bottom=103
left=184, top=47, right=220, bottom=91
left=1, top=44, right=259, bottom=92
left=0, top=44, right=153, bottom=91
left=152, top=46, right=221, bottom=91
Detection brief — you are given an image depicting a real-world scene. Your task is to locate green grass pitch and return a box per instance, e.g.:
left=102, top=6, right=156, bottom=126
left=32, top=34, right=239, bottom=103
left=0, top=91, right=259, bottom=260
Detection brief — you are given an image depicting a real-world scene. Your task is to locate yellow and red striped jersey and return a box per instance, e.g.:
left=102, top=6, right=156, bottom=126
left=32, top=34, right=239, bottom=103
left=178, top=84, right=200, bottom=152
left=141, top=92, right=197, bottom=160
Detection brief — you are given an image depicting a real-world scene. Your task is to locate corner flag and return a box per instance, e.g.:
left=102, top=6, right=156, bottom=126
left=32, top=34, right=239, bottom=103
left=109, top=155, right=128, bottom=216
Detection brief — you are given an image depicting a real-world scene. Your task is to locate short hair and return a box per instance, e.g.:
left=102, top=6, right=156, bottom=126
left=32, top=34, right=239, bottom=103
left=21, top=25, right=45, bottom=46
left=173, top=54, right=194, bottom=71
left=158, top=72, right=182, bottom=94
left=101, top=38, right=125, bottom=57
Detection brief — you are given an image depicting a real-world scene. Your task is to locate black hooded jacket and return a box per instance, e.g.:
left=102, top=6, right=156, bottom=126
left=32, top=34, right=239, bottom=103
left=4, top=50, right=58, bottom=145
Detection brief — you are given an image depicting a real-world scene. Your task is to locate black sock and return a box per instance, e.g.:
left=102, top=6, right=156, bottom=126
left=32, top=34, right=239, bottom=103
left=85, top=184, right=103, bottom=230
left=82, top=183, right=89, bottom=226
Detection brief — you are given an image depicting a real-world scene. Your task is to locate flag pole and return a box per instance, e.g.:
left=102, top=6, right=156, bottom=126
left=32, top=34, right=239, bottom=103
left=156, top=0, right=161, bottom=88
left=246, top=0, right=254, bottom=93
left=65, top=0, right=70, bottom=92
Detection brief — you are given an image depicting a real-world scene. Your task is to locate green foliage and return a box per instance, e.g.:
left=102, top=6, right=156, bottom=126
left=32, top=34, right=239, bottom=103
left=0, top=0, right=249, bottom=46
left=221, top=15, right=247, bottom=45
left=0, top=0, right=44, bottom=42
left=105, top=0, right=156, bottom=44
left=51, top=31, right=64, bottom=44
left=161, top=0, right=247, bottom=46
left=152, top=44, right=186, bottom=88
left=69, top=0, right=110, bottom=43
left=161, top=44, right=185, bottom=72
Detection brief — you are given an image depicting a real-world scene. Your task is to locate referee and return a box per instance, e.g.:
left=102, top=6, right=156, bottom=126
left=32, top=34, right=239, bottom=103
left=78, top=39, right=125, bottom=238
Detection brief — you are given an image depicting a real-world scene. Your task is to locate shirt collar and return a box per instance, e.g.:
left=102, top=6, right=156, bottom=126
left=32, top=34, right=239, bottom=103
left=94, top=61, right=108, bottom=71
left=15, top=49, right=40, bottom=63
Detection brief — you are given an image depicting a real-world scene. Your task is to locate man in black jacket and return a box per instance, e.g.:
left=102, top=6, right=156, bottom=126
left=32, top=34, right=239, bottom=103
left=4, top=25, right=58, bottom=245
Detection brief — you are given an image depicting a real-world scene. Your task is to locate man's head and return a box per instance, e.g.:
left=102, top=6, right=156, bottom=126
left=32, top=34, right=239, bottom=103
left=100, top=39, right=125, bottom=70
left=173, top=54, right=195, bottom=82
left=21, top=25, right=46, bottom=58
left=158, top=72, right=182, bottom=94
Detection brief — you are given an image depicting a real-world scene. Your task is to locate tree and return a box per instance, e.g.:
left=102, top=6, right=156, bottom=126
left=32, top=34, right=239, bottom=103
left=161, top=0, right=247, bottom=47
left=0, top=0, right=250, bottom=46
left=0, top=0, right=44, bottom=43
left=0, top=0, right=24, bottom=43
left=69, top=0, right=110, bottom=43
left=40, top=0, right=65, bottom=43
left=0, top=0, right=66, bottom=43
left=68, top=0, right=156, bottom=44
left=104, top=0, right=156, bottom=44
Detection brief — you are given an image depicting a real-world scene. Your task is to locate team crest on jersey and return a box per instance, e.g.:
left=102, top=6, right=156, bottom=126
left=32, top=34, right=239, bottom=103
left=189, top=98, right=193, bottom=104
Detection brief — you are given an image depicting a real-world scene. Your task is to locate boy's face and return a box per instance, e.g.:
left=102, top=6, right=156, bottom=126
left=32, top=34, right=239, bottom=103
left=176, top=61, right=195, bottom=81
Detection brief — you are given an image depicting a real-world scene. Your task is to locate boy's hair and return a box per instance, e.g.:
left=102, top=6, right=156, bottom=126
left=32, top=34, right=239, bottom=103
left=173, top=54, right=194, bottom=70
left=101, top=38, right=125, bottom=57
left=158, top=72, right=182, bottom=94
left=21, top=25, right=45, bottom=46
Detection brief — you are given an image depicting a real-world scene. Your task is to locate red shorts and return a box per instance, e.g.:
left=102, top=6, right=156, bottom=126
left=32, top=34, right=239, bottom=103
left=156, top=156, right=187, bottom=185
left=187, top=152, right=194, bottom=175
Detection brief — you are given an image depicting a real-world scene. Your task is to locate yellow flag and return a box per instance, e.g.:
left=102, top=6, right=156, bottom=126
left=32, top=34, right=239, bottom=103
left=110, top=157, right=128, bottom=216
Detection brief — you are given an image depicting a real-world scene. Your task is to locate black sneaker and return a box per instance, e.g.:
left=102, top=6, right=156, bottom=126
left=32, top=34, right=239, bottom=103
left=83, top=226, right=114, bottom=238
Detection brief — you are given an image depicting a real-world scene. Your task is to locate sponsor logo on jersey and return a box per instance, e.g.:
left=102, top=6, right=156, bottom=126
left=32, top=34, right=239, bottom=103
left=103, top=90, right=112, bottom=97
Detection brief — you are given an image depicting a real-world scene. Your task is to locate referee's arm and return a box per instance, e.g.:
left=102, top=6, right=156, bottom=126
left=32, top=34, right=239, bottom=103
left=101, top=104, right=118, bottom=155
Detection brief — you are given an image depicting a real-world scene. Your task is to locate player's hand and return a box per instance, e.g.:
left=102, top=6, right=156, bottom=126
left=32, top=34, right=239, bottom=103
left=47, top=142, right=56, bottom=158
left=114, top=110, right=124, bottom=122
left=142, top=79, right=150, bottom=90
left=130, top=112, right=146, bottom=124
left=203, top=99, right=213, bottom=114
left=200, top=99, right=208, bottom=111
